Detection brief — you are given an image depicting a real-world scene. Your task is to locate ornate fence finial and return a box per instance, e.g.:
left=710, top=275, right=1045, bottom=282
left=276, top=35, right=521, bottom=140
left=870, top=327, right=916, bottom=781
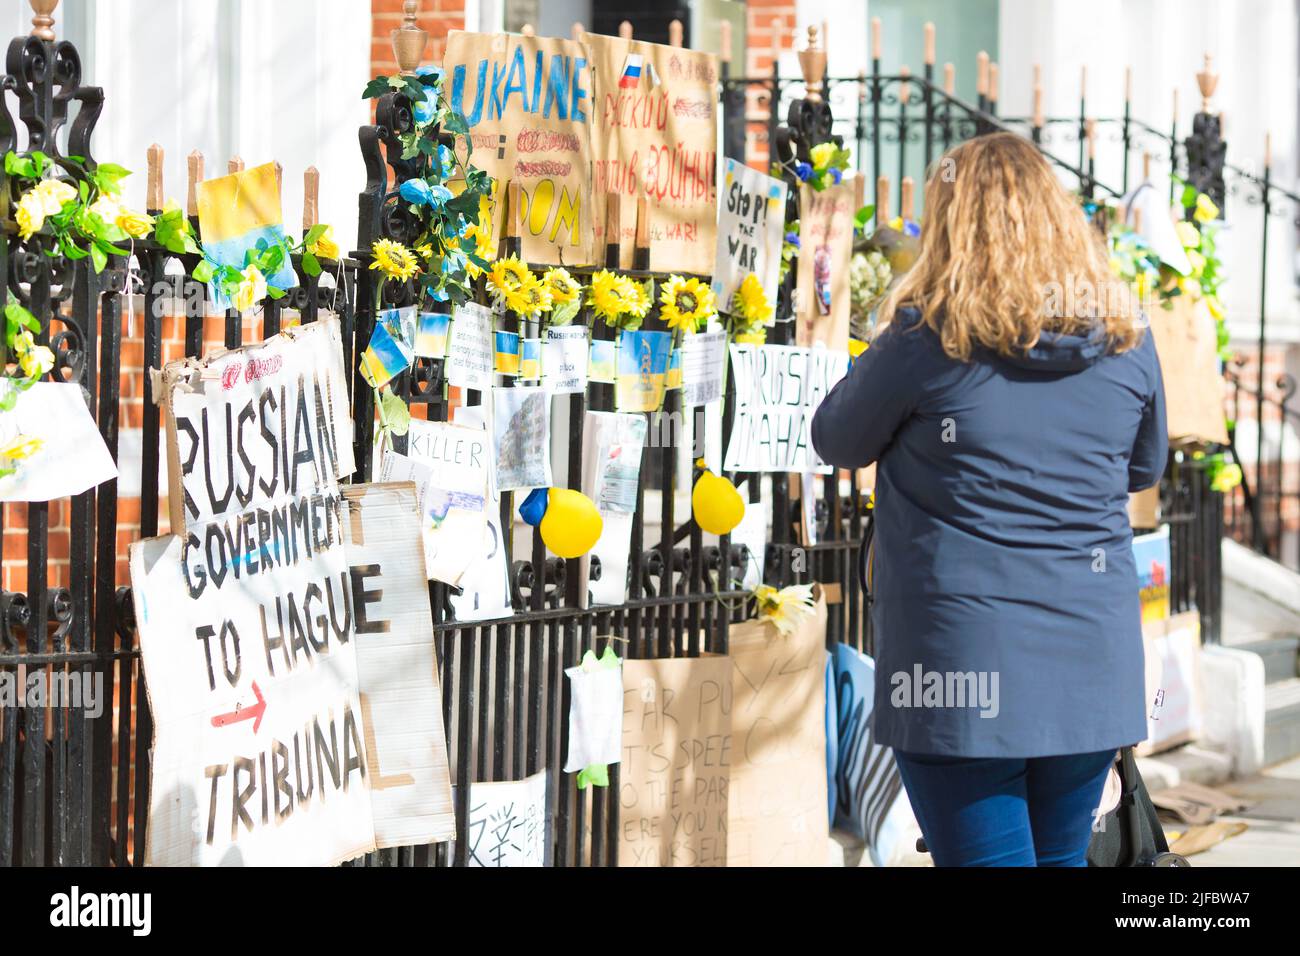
left=719, top=20, right=731, bottom=63
left=797, top=25, right=826, bottom=101
left=571, top=22, right=586, bottom=43
left=187, top=150, right=204, bottom=217
left=29, top=0, right=57, bottom=42
left=976, top=51, right=989, bottom=98
left=618, top=20, right=633, bottom=40
left=923, top=22, right=935, bottom=67
left=392, top=0, right=427, bottom=74
left=1196, top=53, right=1219, bottom=111
left=521, top=23, right=535, bottom=37
left=943, top=63, right=954, bottom=95
left=146, top=144, right=164, bottom=212
left=303, top=167, right=319, bottom=232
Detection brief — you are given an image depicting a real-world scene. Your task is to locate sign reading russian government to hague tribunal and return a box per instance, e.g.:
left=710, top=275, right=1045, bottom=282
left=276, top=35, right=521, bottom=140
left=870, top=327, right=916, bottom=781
left=444, top=30, right=595, bottom=266
left=586, top=34, right=719, bottom=275
left=134, top=319, right=454, bottom=865
left=723, top=344, right=849, bottom=474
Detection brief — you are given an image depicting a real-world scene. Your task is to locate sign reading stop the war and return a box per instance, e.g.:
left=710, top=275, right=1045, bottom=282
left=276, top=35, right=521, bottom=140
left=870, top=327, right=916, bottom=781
left=131, top=319, right=454, bottom=865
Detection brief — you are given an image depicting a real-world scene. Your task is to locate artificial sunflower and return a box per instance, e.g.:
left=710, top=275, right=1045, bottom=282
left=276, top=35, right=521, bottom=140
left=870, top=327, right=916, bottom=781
left=486, top=255, right=529, bottom=303
left=659, top=275, right=715, bottom=332
left=620, top=275, right=652, bottom=319
left=588, top=269, right=629, bottom=323
left=734, top=272, right=773, bottom=328
left=370, top=238, right=420, bottom=282
left=503, top=271, right=554, bottom=317
left=542, top=267, right=580, bottom=304
left=752, top=583, right=816, bottom=638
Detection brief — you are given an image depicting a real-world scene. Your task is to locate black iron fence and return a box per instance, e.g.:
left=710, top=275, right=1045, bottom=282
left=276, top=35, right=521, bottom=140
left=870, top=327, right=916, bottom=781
left=1, top=17, right=1258, bottom=867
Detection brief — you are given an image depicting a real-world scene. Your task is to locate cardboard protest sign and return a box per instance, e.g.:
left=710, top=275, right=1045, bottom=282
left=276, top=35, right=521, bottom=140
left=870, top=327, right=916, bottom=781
left=1138, top=611, right=1204, bottom=756
left=795, top=179, right=856, bottom=351
left=445, top=301, right=495, bottom=391
left=159, top=316, right=355, bottom=535
left=726, top=592, right=829, bottom=866
left=586, top=35, right=719, bottom=274
left=723, top=343, right=849, bottom=474
left=712, top=159, right=787, bottom=313
left=444, top=30, right=595, bottom=266
left=462, top=771, right=550, bottom=866
left=1146, top=295, right=1229, bottom=446
left=0, top=381, right=117, bottom=501
left=130, top=479, right=455, bottom=866
left=493, top=386, right=553, bottom=491
left=831, top=642, right=921, bottom=867
left=379, top=418, right=489, bottom=586
left=619, top=655, right=731, bottom=867
left=579, top=411, right=647, bottom=607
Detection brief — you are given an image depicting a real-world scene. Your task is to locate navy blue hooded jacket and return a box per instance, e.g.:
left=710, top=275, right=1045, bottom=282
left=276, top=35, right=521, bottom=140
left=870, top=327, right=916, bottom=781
left=812, top=308, right=1167, bottom=758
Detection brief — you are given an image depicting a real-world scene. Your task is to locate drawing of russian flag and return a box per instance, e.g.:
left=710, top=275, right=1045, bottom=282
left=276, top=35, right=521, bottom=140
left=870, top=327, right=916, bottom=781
left=619, top=54, right=644, bottom=88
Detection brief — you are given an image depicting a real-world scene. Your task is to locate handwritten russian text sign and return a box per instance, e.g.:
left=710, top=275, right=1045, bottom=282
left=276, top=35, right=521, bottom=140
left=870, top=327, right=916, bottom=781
left=444, top=30, right=595, bottom=266
left=586, top=35, right=719, bottom=274
left=723, top=343, right=848, bottom=474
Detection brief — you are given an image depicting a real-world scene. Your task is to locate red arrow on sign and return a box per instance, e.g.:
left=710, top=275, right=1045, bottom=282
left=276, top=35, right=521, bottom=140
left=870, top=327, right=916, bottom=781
left=210, top=681, right=267, bottom=734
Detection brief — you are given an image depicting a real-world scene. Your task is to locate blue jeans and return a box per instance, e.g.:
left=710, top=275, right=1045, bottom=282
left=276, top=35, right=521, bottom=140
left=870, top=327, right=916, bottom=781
left=894, top=749, right=1117, bottom=867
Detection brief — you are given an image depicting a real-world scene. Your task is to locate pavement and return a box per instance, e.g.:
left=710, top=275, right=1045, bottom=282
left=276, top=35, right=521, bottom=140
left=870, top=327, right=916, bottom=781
left=1172, top=755, right=1300, bottom=866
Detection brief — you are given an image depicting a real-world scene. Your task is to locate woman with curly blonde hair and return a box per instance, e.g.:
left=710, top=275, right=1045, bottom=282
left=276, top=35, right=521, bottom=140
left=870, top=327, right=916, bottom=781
left=813, top=132, right=1167, bottom=867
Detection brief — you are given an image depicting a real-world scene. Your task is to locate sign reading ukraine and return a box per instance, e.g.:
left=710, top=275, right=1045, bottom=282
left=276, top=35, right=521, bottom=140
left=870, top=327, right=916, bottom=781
left=196, top=162, right=298, bottom=310
left=444, top=30, right=595, bottom=266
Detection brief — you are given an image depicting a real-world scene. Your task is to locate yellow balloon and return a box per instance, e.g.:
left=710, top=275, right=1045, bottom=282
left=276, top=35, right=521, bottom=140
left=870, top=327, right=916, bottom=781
left=692, top=470, right=745, bottom=535
left=539, top=487, right=603, bottom=558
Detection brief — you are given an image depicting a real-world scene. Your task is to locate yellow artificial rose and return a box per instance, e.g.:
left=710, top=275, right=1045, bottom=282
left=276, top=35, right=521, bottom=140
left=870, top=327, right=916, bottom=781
left=15, top=191, right=44, bottom=239
left=1174, top=220, right=1200, bottom=249
left=88, top=196, right=122, bottom=223
left=1108, top=256, right=1123, bottom=276
left=115, top=207, right=153, bottom=239
left=308, top=224, right=340, bottom=261
left=17, top=341, right=55, bottom=379
left=0, top=434, right=44, bottom=462
left=1186, top=249, right=1206, bottom=274
left=809, top=142, right=836, bottom=172
left=1194, top=194, right=1219, bottom=223
left=33, top=178, right=76, bottom=214
left=1178, top=276, right=1202, bottom=299
left=232, top=264, right=268, bottom=312
left=1206, top=296, right=1225, bottom=321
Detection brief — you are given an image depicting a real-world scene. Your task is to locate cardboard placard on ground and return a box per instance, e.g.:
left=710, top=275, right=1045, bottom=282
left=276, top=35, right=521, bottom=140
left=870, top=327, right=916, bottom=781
left=726, top=591, right=829, bottom=866
left=130, top=481, right=455, bottom=865
left=619, top=655, right=731, bottom=866
left=586, top=34, right=719, bottom=274
left=1138, top=610, right=1205, bottom=756
left=443, top=30, right=595, bottom=266
left=795, top=178, right=856, bottom=351
left=1146, top=295, right=1230, bottom=446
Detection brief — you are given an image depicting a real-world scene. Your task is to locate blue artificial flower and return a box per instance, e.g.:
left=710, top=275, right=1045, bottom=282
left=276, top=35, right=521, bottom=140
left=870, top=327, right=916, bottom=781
left=518, top=487, right=549, bottom=526
left=436, top=143, right=456, bottom=177
left=830, top=168, right=842, bottom=185
left=784, top=231, right=801, bottom=248
left=795, top=162, right=813, bottom=182
left=413, top=97, right=435, bottom=126
left=903, top=219, right=921, bottom=237
left=399, top=178, right=454, bottom=208
left=427, top=284, right=450, bottom=303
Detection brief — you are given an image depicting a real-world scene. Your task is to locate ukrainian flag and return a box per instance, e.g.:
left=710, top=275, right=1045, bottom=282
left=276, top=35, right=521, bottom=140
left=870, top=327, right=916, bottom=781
left=197, top=162, right=298, bottom=308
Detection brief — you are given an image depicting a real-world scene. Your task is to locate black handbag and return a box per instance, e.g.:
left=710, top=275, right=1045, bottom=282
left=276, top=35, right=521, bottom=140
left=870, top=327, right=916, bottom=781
left=1086, top=746, right=1190, bottom=867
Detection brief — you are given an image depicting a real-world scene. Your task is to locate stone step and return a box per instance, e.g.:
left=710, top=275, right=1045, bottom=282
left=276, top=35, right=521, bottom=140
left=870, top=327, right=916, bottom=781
left=1264, top=678, right=1300, bottom=768
left=1232, top=636, right=1300, bottom=685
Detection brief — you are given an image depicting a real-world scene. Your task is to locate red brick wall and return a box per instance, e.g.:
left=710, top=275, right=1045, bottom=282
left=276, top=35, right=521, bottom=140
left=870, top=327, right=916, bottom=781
left=371, top=0, right=467, bottom=75
left=744, top=1, right=797, bottom=167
